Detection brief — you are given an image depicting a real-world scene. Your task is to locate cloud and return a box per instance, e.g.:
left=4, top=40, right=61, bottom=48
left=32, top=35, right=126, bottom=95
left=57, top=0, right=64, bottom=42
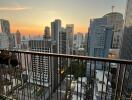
left=0, top=6, right=30, bottom=11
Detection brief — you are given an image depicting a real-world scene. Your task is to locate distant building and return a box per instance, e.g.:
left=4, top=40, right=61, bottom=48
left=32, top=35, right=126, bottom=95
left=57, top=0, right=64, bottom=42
left=74, top=33, right=84, bottom=49
left=72, top=77, right=87, bottom=100
left=15, top=30, right=21, bottom=49
left=0, top=19, right=14, bottom=50
left=84, top=33, right=88, bottom=55
left=103, top=12, right=124, bottom=49
left=15, top=30, right=21, bottom=45
left=66, top=24, right=74, bottom=54
left=51, top=19, right=61, bottom=53
left=29, top=38, right=52, bottom=87
left=94, top=70, right=112, bottom=100
left=88, top=17, right=113, bottom=58
left=21, top=36, right=29, bottom=50
left=43, top=26, right=50, bottom=39
left=59, top=28, right=68, bottom=54
left=0, top=19, right=10, bottom=34
left=0, top=32, right=9, bottom=49
left=119, top=0, right=132, bottom=98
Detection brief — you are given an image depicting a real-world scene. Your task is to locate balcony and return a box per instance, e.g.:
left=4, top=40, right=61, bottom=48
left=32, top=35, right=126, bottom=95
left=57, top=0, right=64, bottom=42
left=0, top=50, right=132, bottom=100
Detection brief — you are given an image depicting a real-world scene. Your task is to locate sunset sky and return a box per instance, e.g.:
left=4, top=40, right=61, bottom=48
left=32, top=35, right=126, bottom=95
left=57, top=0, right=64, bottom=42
left=0, top=0, right=126, bottom=36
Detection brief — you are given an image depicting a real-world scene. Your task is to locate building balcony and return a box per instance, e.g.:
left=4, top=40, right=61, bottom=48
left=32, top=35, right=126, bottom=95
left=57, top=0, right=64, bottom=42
left=0, top=50, right=132, bottom=100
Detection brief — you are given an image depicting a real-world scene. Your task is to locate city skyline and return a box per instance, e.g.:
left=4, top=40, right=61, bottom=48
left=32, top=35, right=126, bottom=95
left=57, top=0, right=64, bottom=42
left=0, top=0, right=126, bottom=36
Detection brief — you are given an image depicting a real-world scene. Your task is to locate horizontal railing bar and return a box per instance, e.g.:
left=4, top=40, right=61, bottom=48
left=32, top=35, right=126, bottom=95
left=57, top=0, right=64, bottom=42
left=1, top=50, right=132, bottom=64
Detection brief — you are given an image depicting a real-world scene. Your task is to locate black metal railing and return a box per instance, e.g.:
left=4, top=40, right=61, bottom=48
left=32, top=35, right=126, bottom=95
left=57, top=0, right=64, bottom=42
left=0, top=50, right=132, bottom=100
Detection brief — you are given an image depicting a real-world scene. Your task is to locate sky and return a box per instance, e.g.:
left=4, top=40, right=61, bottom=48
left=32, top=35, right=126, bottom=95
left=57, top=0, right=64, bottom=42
left=0, top=0, right=127, bottom=36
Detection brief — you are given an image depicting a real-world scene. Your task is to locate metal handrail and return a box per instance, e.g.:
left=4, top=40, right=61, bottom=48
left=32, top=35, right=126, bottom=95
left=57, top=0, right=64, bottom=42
left=1, top=50, right=132, bottom=64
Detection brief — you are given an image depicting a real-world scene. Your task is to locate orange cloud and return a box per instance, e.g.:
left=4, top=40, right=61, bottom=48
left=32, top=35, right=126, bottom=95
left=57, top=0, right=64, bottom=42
left=0, top=6, right=30, bottom=11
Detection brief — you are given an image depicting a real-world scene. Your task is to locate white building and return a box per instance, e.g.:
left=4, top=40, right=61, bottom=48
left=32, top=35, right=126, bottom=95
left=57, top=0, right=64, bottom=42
left=21, top=36, right=29, bottom=50
left=94, top=70, right=112, bottom=100
left=72, top=77, right=87, bottom=100
left=29, top=38, right=52, bottom=87
left=74, top=33, right=84, bottom=49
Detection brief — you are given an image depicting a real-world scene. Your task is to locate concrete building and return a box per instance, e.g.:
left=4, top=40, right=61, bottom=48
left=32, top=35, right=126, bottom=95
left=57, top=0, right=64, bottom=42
left=119, top=0, right=132, bottom=98
left=103, top=12, right=124, bottom=49
left=72, top=77, right=87, bottom=100
left=0, top=19, right=14, bottom=50
left=29, top=38, right=52, bottom=87
left=51, top=19, right=61, bottom=54
left=43, top=26, right=50, bottom=39
left=88, top=17, right=113, bottom=58
left=21, top=36, right=29, bottom=50
left=94, top=70, right=112, bottom=100
left=74, top=33, right=84, bottom=49
left=0, top=32, right=9, bottom=49
left=0, top=19, right=10, bottom=34
left=66, top=24, right=74, bottom=54
left=59, top=28, right=68, bottom=54
left=15, top=30, right=21, bottom=49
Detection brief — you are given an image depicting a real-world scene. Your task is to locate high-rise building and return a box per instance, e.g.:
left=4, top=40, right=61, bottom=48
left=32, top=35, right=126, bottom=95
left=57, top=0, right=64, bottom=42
left=15, top=30, right=21, bottom=49
left=43, top=26, right=50, bottom=39
left=21, top=36, right=29, bottom=50
left=0, top=19, right=10, bottom=34
left=0, top=32, right=9, bottom=49
left=51, top=19, right=61, bottom=53
left=59, top=28, right=68, bottom=54
left=0, top=19, right=15, bottom=50
left=74, top=33, right=84, bottom=49
left=29, top=38, right=52, bottom=87
left=66, top=24, right=74, bottom=54
left=51, top=19, right=69, bottom=91
left=88, top=17, right=113, bottom=58
left=15, top=30, right=21, bottom=45
left=104, top=12, right=124, bottom=49
left=119, top=0, right=132, bottom=98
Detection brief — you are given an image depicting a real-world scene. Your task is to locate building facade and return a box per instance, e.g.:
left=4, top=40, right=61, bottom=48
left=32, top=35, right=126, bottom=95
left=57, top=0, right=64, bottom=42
left=0, top=32, right=9, bottom=49
left=66, top=24, right=74, bottom=54
left=44, top=26, right=50, bottom=39
left=15, top=30, right=21, bottom=49
left=29, top=38, right=52, bottom=87
left=120, top=0, right=132, bottom=98
left=51, top=19, right=61, bottom=54
left=88, top=17, right=113, bottom=58
left=0, top=19, right=10, bottom=34
left=74, top=33, right=84, bottom=49
left=103, top=12, right=124, bottom=49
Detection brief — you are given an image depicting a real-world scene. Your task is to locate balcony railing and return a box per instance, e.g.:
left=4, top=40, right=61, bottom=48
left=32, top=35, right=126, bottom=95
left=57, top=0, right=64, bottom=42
left=0, top=50, right=132, bottom=100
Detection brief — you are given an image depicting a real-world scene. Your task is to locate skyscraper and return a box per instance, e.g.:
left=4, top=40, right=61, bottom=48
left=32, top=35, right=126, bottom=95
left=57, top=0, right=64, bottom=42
left=15, top=30, right=21, bottom=49
left=51, top=19, right=61, bottom=53
left=88, top=17, right=113, bottom=58
left=0, top=33, right=9, bottom=49
left=119, top=0, right=132, bottom=98
left=104, top=12, right=124, bottom=49
left=66, top=24, right=74, bottom=54
left=0, top=19, right=10, bottom=34
left=74, top=33, right=84, bottom=49
left=29, top=38, right=52, bottom=87
left=59, top=27, right=68, bottom=54
left=44, top=26, right=50, bottom=39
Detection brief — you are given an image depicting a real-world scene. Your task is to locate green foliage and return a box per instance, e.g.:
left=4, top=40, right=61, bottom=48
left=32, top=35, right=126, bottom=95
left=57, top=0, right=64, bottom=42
left=68, top=60, right=86, bottom=79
